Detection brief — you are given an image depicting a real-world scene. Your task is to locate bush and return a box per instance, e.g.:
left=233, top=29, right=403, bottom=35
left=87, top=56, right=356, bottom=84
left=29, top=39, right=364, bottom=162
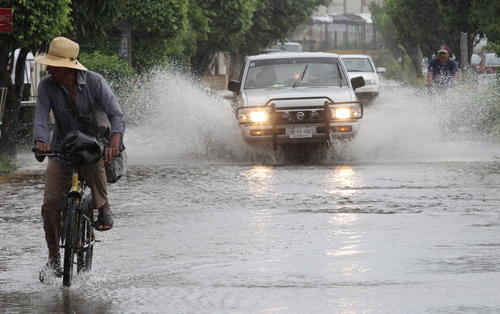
left=372, top=49, right=415, bottom=83
left=0, top=154, right=16, bottom=173
left=79, top=51, right=135, bottom=81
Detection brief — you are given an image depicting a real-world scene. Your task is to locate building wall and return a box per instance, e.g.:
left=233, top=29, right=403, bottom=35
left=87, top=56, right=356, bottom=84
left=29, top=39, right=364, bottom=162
left=316, top=0, right=383, bottom=14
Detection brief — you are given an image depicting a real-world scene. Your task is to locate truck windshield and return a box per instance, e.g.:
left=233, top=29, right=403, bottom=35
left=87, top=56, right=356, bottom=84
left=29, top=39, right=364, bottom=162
left=342, top=58, right=374, bottom=72
left=244, top=58, right=347, bottom=89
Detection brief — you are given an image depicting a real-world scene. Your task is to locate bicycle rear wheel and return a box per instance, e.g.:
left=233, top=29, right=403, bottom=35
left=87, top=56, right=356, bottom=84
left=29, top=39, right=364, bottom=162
left=63, top=198, right=79, bottom=287
left=77, top=192, right=94, bottom=273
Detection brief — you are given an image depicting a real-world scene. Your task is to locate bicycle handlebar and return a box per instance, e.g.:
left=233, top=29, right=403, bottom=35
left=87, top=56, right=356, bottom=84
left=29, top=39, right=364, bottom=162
left=32, top=148, right=65, bottom=162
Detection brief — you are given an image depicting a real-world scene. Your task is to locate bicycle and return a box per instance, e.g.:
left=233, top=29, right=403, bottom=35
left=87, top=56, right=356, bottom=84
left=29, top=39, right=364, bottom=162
left=35, top=150, right=96, bottom=287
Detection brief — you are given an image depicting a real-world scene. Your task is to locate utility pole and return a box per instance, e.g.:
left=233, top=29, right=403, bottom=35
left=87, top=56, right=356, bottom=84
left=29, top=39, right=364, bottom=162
left=119, top=23, right=132, bottom=67
left=460, top=32, right=468, bottom=73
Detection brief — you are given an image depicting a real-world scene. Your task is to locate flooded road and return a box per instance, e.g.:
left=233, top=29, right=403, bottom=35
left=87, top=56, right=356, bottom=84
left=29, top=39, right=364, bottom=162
left=1, top=75, right=500, bottom=313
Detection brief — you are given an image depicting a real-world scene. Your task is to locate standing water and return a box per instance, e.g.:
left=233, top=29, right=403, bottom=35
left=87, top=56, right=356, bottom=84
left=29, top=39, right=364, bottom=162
left=1, top=68, right=500, bottom=313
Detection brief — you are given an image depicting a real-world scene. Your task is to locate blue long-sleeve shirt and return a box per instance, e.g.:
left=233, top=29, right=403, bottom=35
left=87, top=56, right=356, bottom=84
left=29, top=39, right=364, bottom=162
left=33, top=70, right=125, bottom=153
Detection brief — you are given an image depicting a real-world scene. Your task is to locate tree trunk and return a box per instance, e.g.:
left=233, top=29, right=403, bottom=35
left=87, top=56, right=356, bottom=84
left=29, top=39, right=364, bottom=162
left=190, top=49, right=216, bottom=76
left=413, top=46, right=424, bottom=77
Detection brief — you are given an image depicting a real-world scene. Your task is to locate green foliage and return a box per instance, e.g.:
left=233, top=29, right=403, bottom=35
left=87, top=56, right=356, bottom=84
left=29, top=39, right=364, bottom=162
left=0, top=0, right=72, bottom=156
left=0, top=0, right=72, bottom=52
left=0, top=154, right=16, bottom=173
left=472, top=0, right=500, bottom=54
left=68, top=0, right=120, bottom=52
left=374, top=0, right=499, bottom=74
left=124, top=0, right=190, bottom=70
left=238, top=0, right=328, bottom=56
left=373, top=49, right=415, bottom=82
left=484, top=43, right=500, bottom=55
left=68, top=0, right=192, bottom=71
left=78, top=52, right=134, bottom=80
left=189, top=0, right=327, bottom=73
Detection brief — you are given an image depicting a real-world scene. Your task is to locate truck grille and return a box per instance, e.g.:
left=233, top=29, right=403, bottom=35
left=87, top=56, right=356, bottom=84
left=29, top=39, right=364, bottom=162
left=274, top=110, right=326, bottom=124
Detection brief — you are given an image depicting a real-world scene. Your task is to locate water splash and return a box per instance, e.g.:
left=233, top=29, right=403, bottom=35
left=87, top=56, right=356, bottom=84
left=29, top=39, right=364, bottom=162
left=121, top=70, right=499, bottom=164
left=119, top=66, right=268, bottom=164
left=19, top=69, right=497, bottom=167
left=349, top=78, right=500, bottom=163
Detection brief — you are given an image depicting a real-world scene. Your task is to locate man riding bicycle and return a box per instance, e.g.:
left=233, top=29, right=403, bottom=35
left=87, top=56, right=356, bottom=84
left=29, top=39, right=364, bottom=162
left=33, top=37, right=125, bottom=276
left=427, top=45, right=460, bottom=88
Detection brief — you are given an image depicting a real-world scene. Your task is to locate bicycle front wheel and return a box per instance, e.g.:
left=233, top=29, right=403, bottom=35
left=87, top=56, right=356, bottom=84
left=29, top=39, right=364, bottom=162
left=77, top=191, right=94, bottom=273
left=63, top=198, right=79, bottom=287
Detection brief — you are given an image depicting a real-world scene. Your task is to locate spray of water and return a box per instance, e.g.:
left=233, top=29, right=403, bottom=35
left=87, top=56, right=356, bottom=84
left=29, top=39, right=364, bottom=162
left=116, top=70, right=500, bottom=165
left=119, top=65, right=269, bottom=165
left=349, top=78, right=500, bottom=163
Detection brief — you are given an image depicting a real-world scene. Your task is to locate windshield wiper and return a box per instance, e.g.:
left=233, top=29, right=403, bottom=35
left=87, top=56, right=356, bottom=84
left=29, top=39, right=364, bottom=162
left=292, top=64, right=308, bottom=88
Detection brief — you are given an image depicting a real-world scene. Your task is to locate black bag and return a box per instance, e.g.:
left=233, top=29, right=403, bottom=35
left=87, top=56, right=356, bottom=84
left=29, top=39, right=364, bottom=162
left=61, top=130, right=104, bottom=167
left=105, top=150, right=127, bottom=183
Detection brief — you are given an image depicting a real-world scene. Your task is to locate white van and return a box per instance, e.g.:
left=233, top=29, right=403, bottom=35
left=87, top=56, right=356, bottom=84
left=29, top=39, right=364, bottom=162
left=340, top=54, right=385, bottom=101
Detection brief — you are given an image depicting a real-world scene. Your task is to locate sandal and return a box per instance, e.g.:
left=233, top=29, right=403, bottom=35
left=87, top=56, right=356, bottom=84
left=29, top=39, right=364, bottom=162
left=94, top=208, right=114, bottom=231
left=39, top=257, right=63, bottom=282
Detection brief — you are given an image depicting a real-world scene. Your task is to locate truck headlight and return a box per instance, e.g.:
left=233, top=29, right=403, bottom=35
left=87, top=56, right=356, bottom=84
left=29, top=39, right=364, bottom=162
left=249, top=111, right=269, bottom=123
left=333, top=108, right=351, bottom=119
left=238, top=109, right=270, bottom=123
left=364, top=79, right=377, bottom=85
left=330, top=103, right=362, bottom=120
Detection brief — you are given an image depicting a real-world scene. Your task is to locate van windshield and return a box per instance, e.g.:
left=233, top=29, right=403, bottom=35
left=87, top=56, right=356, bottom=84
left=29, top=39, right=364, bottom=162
left=244, top=58, right=347, bottom=89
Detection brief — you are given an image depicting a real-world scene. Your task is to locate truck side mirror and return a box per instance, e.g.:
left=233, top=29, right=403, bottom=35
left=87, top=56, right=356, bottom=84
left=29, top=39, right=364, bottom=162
left=351, top=76, right=365, bottom=90
left=227, top=80, right=241, bottom=93
left=376, top=67, right=386, bottom=73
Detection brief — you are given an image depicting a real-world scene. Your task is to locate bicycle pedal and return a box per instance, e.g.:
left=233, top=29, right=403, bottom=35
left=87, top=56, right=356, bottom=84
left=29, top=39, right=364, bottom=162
left=95, top=240, right=102, bottom=242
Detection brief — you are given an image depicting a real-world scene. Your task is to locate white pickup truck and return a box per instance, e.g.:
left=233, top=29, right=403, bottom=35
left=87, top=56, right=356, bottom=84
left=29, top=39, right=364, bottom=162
left=227, top=52, right=365, bottom=150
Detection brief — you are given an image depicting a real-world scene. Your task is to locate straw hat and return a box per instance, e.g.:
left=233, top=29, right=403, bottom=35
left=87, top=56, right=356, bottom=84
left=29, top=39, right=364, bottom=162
left=35, top=37, right=87, bottom=71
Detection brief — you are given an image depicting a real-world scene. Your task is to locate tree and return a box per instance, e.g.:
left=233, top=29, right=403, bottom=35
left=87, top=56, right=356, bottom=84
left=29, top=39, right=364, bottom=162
left=68, top=0, right=120, bottom=53
left=189, top=0, right=258, bottom=73
left=383, top=0, right=453, bottom=77
left=0, top=0, right=71, bottom=156
left=437, top=0, right=481, bottom=64
left=237, top=0, right=328, bottom=56
left=68, top=0, right=193, bottom=71
left=69, top=0, right=327, bottom=74
left=190, top=0, right=327, bottom=75
left=372, top=0, right=500, bottom=80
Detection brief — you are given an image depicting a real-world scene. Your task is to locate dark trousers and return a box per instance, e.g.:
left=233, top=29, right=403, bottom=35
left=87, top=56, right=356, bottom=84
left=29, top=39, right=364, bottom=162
left=41, top=159, right=108, bottom=260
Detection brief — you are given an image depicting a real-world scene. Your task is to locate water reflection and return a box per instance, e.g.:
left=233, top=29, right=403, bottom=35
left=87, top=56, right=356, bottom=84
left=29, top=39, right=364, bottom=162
left=327, top=214, right=370, bottom=278
left=326, top=165, right=360, bottom=198
left=0, top=289, right=114, bottom=314
left=242, top=165, right=275, bottom=195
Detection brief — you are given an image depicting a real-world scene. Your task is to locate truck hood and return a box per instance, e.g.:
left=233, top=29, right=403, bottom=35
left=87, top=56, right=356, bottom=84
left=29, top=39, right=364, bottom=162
left=242, top=87, right=356, bottom=107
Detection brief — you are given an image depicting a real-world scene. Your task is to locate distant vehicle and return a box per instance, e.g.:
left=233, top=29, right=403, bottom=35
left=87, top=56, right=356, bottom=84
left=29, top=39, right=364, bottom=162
left=479, top=53, right=500, bottom=74
left=227, top=52, right=365, bottom=150
left=468, top=53, right=481, bottom=73
left=471, top=54, right=481, bottom=66
left=261, top=42, right=303, bottom=54
left=340, top=54, right=385, bottom=102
